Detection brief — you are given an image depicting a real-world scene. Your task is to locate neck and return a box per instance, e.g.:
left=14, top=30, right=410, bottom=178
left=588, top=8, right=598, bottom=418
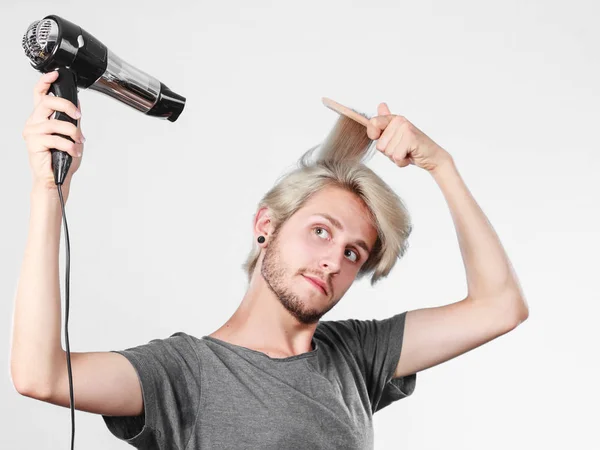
left=209, top=270, right=318, bottom=358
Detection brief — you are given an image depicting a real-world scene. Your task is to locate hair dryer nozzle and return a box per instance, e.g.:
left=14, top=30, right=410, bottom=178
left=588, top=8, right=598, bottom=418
left=148, top=83, right=186, bottom=122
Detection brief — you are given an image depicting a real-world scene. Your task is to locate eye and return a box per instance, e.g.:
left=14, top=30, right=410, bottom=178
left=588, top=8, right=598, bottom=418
left=345, top=249, right=359, bottom=263
left=314, top=227, right=330, bottom=239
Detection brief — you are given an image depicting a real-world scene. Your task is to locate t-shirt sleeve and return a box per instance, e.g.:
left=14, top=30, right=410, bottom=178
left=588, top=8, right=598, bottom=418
left=101, top=332, right=201, bottom=449
left=332, top=311, right=417, bottom=413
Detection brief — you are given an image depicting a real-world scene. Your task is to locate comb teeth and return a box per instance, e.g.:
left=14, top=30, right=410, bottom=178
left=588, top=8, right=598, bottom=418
left=350, top=107, right=371, bottom=120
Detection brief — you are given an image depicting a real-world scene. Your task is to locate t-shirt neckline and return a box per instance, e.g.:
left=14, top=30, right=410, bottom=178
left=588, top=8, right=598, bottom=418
left=201, top=335, right=319, bottom=362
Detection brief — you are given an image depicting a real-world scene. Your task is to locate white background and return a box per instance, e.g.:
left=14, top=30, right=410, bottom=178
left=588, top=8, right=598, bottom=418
left=1, top=1, right=598, bottom=449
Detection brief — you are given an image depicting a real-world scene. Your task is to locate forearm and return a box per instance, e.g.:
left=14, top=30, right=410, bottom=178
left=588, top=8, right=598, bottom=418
left=430, top=158, right=528, bottom=319
left=10, top=184, right=70, bottom=393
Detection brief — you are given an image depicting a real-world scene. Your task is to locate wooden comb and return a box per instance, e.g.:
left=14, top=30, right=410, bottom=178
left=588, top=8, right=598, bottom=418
left=321, top=97, right=370, bottom=128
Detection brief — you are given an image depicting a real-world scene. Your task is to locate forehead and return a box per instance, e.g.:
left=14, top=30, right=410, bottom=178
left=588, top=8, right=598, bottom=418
left=295, top=186, right=378, bottom=246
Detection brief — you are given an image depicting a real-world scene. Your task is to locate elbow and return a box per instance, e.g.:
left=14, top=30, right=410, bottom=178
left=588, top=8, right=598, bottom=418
left=11, top=367, right=53, bottom=400
left=508, top=299, right=529, bottom=329
left=516, top=295, right=530, bottom=322
left=10, top=363, right=27, bottom=395
left=13, top=379, right=53, bottom=400
left=474, top=290, right=530, bottom=330
left=12, top=375, right=35, bottom=397
left=484, top=292, right=529, bottom=331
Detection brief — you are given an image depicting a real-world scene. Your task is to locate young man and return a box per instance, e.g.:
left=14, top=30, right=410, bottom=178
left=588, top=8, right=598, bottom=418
left=11, top=72, right=528, bottom=449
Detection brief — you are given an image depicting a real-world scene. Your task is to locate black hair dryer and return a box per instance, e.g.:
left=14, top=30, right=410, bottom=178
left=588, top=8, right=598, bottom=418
left=22, top=15, right=186, bottom=185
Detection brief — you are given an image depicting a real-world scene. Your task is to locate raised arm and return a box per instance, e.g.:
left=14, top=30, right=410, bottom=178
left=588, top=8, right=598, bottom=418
left=10, top=72, right=143, bottom=418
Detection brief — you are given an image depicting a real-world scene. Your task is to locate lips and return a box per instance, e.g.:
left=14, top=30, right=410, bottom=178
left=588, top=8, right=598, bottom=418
left=303, top=275, right=327, bottom=295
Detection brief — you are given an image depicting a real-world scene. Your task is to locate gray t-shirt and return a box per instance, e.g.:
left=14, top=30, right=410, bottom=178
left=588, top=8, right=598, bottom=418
left=102, top=311, right=416, bottom=449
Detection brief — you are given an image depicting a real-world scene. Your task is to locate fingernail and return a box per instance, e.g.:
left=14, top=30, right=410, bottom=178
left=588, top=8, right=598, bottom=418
left=74, top=110, right=82, bottom=119
left=77, top=151, right=82, bottom=157
left=81, top=135, right=86, bottom=143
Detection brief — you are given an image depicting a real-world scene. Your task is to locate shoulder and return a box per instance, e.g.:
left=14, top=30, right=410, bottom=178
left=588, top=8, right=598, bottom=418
left=315, top=312, right=408, bottom=341
left=120, top=331, right=202, bottom=363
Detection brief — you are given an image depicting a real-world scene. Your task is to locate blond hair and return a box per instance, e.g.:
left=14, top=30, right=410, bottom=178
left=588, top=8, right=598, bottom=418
left=242, top=109, right=413, bottom=286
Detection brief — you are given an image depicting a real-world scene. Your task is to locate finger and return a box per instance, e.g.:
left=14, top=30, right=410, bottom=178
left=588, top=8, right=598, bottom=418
left=375, top=118, right=403, bottom=153
left=377, top=102, right=392, bottom=116
left=397, top=158, right=411, bottom=168
left=33, top=71, right=59, bottom=106
left=369, top=115, right=394, bottom=131
left=33, top=134, right=82, bottom=159
left=366, top=123, right=381, bottom=140
left=367, top=115, right=394, bottom=139
left=26, top=119, right=84, bottom=144
left=387, top=129, right=408, bottom=161
left=31, top=95, right=81, bottom=124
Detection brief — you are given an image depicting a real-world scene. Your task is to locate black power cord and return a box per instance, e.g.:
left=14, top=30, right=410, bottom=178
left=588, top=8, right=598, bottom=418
left=57, top=183, right=75, bottom=450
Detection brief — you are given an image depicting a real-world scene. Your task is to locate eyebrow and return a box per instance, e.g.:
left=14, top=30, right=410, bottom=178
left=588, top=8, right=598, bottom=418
left=312, top=213, right=371, bottom=255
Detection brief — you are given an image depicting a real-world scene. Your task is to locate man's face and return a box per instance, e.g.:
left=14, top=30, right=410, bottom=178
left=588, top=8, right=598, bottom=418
left=260, top=185, right=378, bottom=324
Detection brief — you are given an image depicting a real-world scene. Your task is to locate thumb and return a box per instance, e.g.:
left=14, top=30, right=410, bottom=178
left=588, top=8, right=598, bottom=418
left=377, top=102, right=391, bottom=116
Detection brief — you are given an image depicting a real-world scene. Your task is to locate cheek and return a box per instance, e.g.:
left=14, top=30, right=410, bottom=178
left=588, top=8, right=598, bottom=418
left=305, top=231, right=329, bottom=253
left=285, top=237, right=323, bottom=273
left=276, top=238, right=312, bottom=269
left=337, top=272, right=355, bottom=289
left=292, top=232, right=321, bottom=254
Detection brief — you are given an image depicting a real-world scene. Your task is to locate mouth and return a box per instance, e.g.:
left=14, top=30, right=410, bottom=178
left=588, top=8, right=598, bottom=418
left=303, top=275, right=327, bottom=295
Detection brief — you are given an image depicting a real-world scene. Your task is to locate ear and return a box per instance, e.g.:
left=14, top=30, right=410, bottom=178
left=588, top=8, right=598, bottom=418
left=254, top=206, right=274, bottom=243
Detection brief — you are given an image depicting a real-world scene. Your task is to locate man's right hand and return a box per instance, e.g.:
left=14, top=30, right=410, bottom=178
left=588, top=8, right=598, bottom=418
left=22, top=70, right=85, bottom=194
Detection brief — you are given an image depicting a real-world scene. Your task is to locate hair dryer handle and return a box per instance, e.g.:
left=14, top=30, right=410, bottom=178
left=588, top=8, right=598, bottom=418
left=48, top=67, right=79, bottom=186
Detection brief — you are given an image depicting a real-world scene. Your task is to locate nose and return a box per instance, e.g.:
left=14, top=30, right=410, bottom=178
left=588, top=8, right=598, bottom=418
left=319, top=248, right=343, bottom=275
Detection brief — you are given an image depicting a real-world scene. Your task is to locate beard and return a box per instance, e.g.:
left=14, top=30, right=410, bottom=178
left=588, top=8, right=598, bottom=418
left=260, top=234, right=335, bottom=325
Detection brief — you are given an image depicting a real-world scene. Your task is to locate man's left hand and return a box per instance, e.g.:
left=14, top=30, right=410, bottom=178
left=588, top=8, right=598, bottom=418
left=367, top=102, right=452, bottom=172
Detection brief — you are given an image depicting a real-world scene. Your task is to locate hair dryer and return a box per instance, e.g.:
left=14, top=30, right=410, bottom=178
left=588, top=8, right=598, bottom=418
left=22, top=14, right=186, bottom=185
